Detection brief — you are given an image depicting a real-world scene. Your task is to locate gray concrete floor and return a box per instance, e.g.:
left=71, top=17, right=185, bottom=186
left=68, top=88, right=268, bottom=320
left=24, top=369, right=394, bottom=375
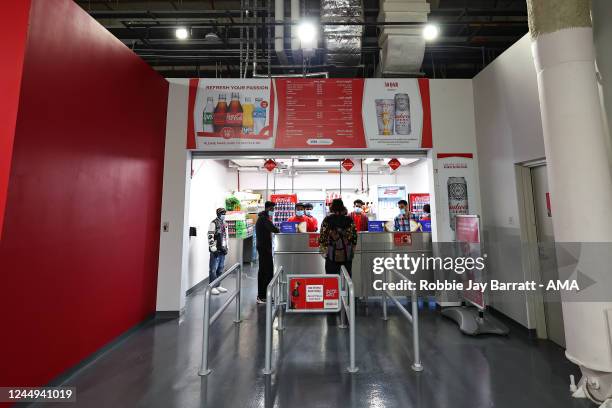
left=37, top=264, right=591, bottom=408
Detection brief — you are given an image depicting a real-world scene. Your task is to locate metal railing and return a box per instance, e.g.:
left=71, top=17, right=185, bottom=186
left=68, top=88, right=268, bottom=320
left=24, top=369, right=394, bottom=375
left=198, top=262, right=242, bottom=376
left=263, top=265, right=358, bottom=375
left=381, top=268, right=423, bottom=372
left=263, top=265, right=285, bottom=375
left=340, top=266, right=358, bottom=373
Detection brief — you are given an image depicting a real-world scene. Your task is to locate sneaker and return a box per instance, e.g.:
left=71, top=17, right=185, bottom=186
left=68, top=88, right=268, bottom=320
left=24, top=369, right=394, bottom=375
left=217, top=286, right=228, bottom=293
left=211, top=288, right=220, bottom=295
left=256, top=297, right=267, bottom=304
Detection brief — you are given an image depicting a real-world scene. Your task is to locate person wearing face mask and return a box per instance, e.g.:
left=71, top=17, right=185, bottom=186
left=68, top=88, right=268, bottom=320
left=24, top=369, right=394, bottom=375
left=208, top=208, right=229, bottom=295
left=256, top=201, right=280, bottom=304
left=287, top=202, right=317, bottom=232
left=304, top=203, right=318, bottom=231
left=349, top=199, right=369, bottom=232
left=394, top=199, right=421, bottom=232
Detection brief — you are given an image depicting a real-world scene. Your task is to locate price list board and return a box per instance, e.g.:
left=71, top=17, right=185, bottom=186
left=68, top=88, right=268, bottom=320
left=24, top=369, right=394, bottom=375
left=274, top=79, right=366, bottom=148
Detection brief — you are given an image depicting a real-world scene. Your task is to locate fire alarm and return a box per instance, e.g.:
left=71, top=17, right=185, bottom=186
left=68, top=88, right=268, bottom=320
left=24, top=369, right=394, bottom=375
left=264, top=159, right=277, bottom=172
left=388, top=158, right=401, bottom=171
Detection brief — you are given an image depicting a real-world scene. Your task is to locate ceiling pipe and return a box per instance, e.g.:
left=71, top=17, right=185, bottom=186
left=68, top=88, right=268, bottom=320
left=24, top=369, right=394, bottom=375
left=275, top=0, right=288, bottom=65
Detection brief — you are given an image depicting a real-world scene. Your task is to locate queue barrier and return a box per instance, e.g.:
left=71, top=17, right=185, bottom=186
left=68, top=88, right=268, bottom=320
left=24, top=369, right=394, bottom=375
left=198, top=262, right=242, bottom=376
left=381, top=268, right=423, bottom=372
left=263, top=265, right=358, bottom=374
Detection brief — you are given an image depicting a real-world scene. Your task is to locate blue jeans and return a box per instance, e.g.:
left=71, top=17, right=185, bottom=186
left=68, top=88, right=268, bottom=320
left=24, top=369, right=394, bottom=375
left=209, top=252, right=226, bottom=288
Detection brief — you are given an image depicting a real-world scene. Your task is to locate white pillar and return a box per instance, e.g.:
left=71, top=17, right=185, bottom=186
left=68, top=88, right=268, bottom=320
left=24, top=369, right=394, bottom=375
left=528, top=0, right=612, bottom=402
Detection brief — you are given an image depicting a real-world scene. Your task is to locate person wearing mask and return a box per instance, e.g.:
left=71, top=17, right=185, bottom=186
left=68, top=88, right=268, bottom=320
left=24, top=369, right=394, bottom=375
left=349, top=199, right=369, bottom=232
left=318, top=199, right=358, bottom=276
left=256, top=201, right=280, bottom=304
left=304, top=203, right=318, bottom=231
left=394, top=199, right=421, bottom=232
left=208, top=208, right=229, bottom=295
left=287, top=202, right=317, bottom=232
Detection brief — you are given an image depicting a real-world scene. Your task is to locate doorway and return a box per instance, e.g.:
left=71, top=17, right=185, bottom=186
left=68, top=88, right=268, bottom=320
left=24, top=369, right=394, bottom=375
left=530, top=165, right=565, bottom=347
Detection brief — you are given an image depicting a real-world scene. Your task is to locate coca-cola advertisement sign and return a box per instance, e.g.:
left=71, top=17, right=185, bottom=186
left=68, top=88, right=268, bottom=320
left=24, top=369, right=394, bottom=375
left=187, top=78, right=433, bottom=151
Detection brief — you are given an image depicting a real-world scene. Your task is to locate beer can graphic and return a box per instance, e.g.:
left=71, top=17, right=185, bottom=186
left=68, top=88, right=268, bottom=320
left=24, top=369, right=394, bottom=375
left=394, top=93, right=411, bottom=135
left=447, top=177, right=469, bottom=231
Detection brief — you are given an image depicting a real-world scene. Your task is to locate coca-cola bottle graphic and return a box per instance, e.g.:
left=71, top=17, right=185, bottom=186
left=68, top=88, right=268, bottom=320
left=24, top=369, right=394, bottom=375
left=213, top=94, right=228, bottom=134
left=202, top=96, right=214, bottom=133
left=225, top=92, right=243, bottom=138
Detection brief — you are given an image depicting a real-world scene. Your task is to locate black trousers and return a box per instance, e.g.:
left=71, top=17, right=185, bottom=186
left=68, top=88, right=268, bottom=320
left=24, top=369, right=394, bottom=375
left=325, top=259, right=352, bottom=276
left=257, top=247, right=274, bottom=299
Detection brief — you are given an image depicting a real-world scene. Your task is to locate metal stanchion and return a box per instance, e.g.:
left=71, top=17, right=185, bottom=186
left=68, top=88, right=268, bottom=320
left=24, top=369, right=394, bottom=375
left=263, top=266, right=283, bottom=375
left=234, top=261, right=242, bottom=323
left=411, top=289, right=423, bottom=372
left=198, top=263, right=241, bottom=376
left=342, top=266, right=358, bottom=373
left=382, top=269, right=388, bottom=321
left=338, top=271, right=348, bottom=329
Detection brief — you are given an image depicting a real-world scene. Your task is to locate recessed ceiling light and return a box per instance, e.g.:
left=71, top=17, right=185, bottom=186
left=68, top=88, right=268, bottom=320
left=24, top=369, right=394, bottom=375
left=423, top=24, right=439, bottom=41
left=175, top=27, right=189, bottom=40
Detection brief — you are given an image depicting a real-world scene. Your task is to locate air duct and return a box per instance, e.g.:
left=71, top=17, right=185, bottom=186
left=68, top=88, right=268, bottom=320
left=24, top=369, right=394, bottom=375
left=321, top=0, right=364, bottom=67
left=377, top=0, right=430, bottom=76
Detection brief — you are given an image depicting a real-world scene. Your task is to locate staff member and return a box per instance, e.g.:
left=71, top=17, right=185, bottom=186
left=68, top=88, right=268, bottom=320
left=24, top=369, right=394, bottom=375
left=287, top=202, right=317, bottom=232
left=256, top=201, right=280, bottom=304
left=208, top=208, right=229, bottom=295
left=394, top=199, right=421, bottom=232
left=349, top=199, right=369, bottom=232
left=304, top=203, right=318, bottom=231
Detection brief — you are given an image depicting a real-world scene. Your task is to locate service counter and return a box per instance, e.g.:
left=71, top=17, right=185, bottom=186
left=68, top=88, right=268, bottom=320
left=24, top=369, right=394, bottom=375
left=273, top=231, right=433, bottom=297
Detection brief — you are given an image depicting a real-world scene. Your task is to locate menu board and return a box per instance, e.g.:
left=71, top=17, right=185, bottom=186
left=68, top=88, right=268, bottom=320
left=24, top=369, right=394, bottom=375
left=274, top=79, right=366, bottom=148
left=187, top=78, right=432, bottom=150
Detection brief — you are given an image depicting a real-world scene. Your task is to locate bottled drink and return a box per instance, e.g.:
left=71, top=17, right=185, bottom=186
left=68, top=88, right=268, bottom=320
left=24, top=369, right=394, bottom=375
left=394, top=93, right=411, bottom=135
left=213, top=94, right=228, bottom=133
left=242, top=97, right=254, bottom=134
left=226, top=92, right=243, bottom=136
left=448, top=177, right=469, bottom=231
left=203, top=96, right=214, bottom=133
left=253, top=98, right=267, bottom=134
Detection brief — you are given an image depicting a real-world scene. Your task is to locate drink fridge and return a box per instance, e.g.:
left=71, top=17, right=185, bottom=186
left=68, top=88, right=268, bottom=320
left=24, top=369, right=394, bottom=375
left=375, top=184, right=407, bottom=222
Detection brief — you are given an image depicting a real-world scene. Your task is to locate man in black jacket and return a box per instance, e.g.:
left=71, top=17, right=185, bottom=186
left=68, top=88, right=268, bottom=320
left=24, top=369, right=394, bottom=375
left=255, top=201, right=279, bottom=303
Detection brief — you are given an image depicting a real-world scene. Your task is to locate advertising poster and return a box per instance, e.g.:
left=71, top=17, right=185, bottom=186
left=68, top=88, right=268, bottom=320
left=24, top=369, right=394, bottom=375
left=436, top=153, right=478, bottom=241
left=187, top=78, right=275, bottom=150
left=287, top=275, right=341, bottom=312
left=455, top=215, right=485, bottom=309
left=187, top=78, right=432, bottom=150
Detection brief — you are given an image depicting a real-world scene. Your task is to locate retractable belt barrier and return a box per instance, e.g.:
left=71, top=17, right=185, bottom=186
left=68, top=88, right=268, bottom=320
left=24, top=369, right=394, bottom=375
left=263, top=265, right=358, bottom=374
left=198, top=262, right=242, bottom=376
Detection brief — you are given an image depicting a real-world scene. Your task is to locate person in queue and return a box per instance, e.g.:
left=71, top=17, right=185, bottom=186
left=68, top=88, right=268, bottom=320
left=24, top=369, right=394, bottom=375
left=304, top=202, right=318, bottom=231
left=349, top=199, right=369, bottom=232
left=318, top=198, right=358, bottom=276
left=207, top=208, right=229, bottom=295
left=421, top=204, right=431, bottom=221
left=256, top=201, right=280, bottom=304
left=394, top=199, right=421, bottom=232
left=287, top=202, right=317, bottom=232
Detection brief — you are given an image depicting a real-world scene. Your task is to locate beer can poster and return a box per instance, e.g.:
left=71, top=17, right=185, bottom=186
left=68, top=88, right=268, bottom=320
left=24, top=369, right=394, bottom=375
left=287, top=275, right=341, bottom=313
left=187, top=78, right=432, bottom=150
left=188, top=78, right=276, bottom=150
left=436, top=153, right=479, bottom=241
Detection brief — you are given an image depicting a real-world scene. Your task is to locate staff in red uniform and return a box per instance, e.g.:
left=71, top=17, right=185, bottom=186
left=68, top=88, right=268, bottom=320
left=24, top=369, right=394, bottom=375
left=287, top=202, right=317, bottom=232
left=304, top=203, right=318, bottom=231
left=349, top=199, right=369, bottom=232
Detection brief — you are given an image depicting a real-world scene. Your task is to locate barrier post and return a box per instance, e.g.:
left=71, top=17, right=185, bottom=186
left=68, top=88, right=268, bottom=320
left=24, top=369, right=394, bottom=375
left=234, top=262, right=242, bottom=323
left=342, top=266, right=358, bottom=373
left=411, top=289, right=423, bottom=372
left=198, top=287, right=213, bottom=376
left=382, top=269, right=388, bottom=321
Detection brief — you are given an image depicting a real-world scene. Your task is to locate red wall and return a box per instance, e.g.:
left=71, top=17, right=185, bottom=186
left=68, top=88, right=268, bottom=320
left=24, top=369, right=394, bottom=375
left=0, top=1, right=32, bottom=237
left=0, top=0, right=168, bottom=387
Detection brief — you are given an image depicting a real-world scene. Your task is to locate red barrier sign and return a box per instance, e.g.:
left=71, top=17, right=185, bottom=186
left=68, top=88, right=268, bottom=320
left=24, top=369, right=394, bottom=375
left=393, top=232, right=412, bottom=246
left=308, top=233, right=320, bottom=248
left=287, top=275, right=341, bottom=313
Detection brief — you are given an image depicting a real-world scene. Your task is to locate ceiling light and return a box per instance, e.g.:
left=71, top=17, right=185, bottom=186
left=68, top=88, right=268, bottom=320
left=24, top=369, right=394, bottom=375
left=422, top=24, right=439, bottom=41
left=175, top=27, right=189, bottom=40
left=298, top=21, right=317, bottom=47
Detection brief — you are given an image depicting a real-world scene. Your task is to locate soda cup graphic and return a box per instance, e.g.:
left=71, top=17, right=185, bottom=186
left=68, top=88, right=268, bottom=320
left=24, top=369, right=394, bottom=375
left=375, top=99, right=395, bottom=135
left=447, top=177, right=468, bottom=231
left=394, top=93, right=411, bottom=135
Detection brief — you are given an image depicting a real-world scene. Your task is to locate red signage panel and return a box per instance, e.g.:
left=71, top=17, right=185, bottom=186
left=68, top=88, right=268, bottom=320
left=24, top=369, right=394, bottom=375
left=287, top=275, right=341, bottom=312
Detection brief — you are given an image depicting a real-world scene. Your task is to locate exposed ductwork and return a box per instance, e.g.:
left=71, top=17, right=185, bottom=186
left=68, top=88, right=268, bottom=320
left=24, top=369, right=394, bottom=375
left=321, top=0, right=364, bottom=67
left=377, top=0, right=431, bottom=76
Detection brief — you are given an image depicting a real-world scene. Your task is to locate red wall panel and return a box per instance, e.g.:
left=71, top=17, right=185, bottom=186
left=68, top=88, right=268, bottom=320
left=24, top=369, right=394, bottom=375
left=0, top=1, right=31, bottom=237
left=0, top=0, right=168, bottom=387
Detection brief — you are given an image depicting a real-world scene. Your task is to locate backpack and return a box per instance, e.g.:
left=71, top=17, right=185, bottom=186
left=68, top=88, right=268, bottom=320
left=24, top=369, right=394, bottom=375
left=327, top=225, right=353, bottom=262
